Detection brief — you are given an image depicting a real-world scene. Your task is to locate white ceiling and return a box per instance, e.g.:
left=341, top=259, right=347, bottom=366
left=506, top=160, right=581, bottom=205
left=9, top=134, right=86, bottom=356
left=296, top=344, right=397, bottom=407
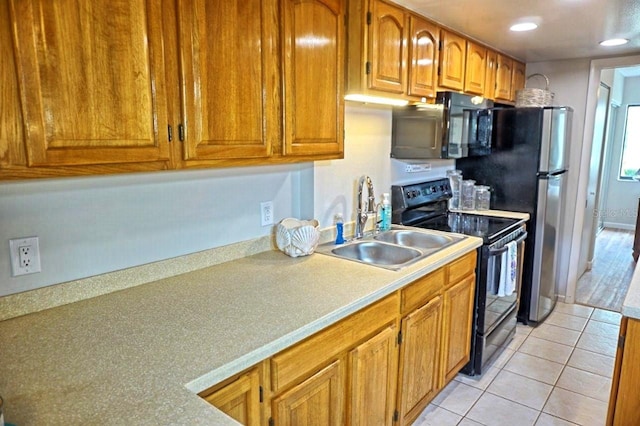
left=394, top=0, right=640, bottom=63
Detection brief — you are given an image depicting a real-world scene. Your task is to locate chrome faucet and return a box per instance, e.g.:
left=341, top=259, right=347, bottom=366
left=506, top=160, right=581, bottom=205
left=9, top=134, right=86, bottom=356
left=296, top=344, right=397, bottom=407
left=355, top=175, right=376, bottom=239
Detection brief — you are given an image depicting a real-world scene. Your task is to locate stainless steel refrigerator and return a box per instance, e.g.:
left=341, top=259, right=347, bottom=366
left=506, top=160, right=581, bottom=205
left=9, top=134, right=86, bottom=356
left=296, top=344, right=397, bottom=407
left=456, top=106, right=572, bottom=324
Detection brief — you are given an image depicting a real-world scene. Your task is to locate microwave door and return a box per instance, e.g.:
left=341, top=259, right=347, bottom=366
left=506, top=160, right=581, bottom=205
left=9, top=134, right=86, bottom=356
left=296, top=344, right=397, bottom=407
left=449, top=112, right=464, bottom=158
left=464, top=108, right=493, bottom=156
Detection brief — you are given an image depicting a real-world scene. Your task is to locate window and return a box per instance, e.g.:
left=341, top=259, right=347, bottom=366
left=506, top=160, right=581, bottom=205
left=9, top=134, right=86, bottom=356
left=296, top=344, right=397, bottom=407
left=620, top=104, right=640, bottom=180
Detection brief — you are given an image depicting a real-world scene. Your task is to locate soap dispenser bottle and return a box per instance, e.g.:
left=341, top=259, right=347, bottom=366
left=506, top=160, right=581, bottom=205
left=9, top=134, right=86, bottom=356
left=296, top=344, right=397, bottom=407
left=380, top=193, right=392, bottom=232
left=334, top=213, right=345, bottom=244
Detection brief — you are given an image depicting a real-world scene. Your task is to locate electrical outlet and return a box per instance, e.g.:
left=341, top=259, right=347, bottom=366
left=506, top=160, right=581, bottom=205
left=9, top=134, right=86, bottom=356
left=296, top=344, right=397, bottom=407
left=9, top=236, right=41, bottom=276
left=260, top=201, right=274, bottom=226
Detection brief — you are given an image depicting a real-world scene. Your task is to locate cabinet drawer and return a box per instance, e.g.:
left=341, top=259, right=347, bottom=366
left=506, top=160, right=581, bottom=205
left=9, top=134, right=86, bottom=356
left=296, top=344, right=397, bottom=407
left=271, top=293, right=399, bottom=392
left=447, top=251, right=477, bottom=285
left=401, top=268, right=445, bottom=315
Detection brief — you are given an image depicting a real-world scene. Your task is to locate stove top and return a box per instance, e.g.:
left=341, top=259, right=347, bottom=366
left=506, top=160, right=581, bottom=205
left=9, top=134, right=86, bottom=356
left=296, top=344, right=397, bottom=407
left=391, top=178, right=524, bottom=243
left=411, top=212, right=521, bottom=242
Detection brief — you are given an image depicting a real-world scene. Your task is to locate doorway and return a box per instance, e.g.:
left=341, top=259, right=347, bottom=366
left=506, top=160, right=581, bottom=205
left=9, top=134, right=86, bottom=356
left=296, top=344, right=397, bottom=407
left=575, top=66, right=640, bottom=311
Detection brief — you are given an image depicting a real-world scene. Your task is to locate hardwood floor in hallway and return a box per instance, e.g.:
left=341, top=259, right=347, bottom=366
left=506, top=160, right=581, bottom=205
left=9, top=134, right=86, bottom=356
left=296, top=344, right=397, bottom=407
left=576, top=228, right=636, bottom=312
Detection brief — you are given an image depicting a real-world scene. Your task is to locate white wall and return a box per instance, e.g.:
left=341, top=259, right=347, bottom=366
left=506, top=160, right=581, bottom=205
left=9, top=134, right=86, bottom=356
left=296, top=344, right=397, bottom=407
left=0, top=164, right=312, bottom=296
left=602, top=76, right=640, bottom=229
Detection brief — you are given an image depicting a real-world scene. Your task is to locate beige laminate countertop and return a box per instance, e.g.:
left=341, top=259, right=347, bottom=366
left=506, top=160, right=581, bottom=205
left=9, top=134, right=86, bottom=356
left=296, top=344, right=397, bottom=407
left=0, top=230, right=482, bottom=425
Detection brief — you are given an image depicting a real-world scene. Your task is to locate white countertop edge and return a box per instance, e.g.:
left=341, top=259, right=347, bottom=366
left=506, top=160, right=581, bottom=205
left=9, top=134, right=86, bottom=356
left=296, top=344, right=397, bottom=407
left=622, top=261, right=640, bottom=319
left=185, top=235, right=483, bottom=393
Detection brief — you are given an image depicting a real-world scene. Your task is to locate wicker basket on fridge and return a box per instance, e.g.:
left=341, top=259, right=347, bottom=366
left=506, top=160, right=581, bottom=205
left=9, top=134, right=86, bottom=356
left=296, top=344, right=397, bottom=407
left=515, top=73, right=554, bottom=107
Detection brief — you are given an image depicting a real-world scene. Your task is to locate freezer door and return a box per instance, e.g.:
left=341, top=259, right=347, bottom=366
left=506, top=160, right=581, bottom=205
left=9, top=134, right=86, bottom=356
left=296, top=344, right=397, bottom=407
left=529, top=172, right=565, bottom=322
left=539, top=108, right=572, bottom=173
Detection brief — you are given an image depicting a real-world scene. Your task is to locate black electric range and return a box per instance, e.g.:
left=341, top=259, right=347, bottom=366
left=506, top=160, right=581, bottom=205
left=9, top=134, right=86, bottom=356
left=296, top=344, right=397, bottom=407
left=391, top=178, right=528, bottom=376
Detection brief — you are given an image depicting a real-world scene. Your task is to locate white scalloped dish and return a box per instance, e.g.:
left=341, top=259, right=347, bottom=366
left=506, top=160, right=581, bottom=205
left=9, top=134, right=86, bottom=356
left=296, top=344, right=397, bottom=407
left=276, top=218, right=320, bottom=257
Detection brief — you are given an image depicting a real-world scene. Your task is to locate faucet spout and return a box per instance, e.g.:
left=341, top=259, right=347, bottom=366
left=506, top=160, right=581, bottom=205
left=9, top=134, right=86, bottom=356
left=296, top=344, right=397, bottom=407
left=355, top=175, right=376, bottom=239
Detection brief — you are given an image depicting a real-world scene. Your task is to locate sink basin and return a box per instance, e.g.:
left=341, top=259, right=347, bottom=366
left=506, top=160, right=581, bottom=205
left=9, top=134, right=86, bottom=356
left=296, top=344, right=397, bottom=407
left=331, top=241, right=422, bottom=267
left=316, top=226, right=466, bottom=270
left=374, top=229, right=458, bottom=250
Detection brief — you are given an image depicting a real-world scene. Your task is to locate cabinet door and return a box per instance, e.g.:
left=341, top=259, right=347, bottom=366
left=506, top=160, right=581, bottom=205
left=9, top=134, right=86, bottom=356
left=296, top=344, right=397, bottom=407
left=407, top=15, right=439, bottom=99
left=511, top=61, right=527, bottom=101
left=201, top=369, right=261, bottom=425
left=464, top=41, right=487, bottom=95
left=368, top=0, right=407, bottom=94
left=273, top=359, right=345, bottom=426
left=484, top=50, right=498, bottom=100
left=397, top=296, right=443, bottom=426
left=9, top=0, right=170, bottom=167
left=438, top=30, right=466, bottom=91
left=494, top=54, right=513, bottom=102
left=441, top=275, right=475, bottom=385
left=282, top=0, right=345, bottom=157
left=349, top=325, right=398, bottom=426
left=178, top=0, right=279, bottom=161
left=608, top=317, right=640, bottom=426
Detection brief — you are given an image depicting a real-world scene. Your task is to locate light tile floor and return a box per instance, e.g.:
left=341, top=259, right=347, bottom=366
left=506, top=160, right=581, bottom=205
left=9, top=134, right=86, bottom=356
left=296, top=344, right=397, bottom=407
left=415, top=301, right=621, bottom=426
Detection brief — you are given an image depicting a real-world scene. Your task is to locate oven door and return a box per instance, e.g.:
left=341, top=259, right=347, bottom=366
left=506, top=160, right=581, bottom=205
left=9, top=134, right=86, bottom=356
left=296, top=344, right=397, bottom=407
left=483, top=230, right=528, bottom=335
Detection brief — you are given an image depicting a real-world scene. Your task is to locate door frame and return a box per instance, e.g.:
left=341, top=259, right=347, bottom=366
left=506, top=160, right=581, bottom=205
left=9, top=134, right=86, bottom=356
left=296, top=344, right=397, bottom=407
left=565, top=54, right=640, bottom=305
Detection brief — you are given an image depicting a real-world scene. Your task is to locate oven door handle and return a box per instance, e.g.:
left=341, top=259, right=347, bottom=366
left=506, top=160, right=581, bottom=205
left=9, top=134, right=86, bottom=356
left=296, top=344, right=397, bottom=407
left=488, top=231, right=528, bottom=256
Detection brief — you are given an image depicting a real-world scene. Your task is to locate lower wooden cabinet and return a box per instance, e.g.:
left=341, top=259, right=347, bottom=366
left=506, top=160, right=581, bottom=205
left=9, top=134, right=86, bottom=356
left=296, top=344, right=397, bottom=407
left=607, top=316, right=640, bottom=425
left=199, top=367, right=262, bottom=425
left=441, top=274, right=475, bottom=385
left=349, top=324, right=399, bottom=425
left=201, top=250, right=477, bottom=425
left=272, top=359, right=345, bottom=425
left=397, top=294, right=443, bottom=425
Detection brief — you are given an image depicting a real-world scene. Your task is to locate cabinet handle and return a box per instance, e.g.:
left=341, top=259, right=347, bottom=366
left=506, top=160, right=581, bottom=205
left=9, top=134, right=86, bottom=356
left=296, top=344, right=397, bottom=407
left=178, top=124, right=185, bottom=142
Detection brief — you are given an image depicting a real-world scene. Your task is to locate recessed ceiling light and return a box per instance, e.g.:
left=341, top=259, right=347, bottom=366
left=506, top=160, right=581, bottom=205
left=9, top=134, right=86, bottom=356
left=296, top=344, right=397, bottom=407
left=510, top=22, right=538, bottom=32
left=600, top=38, right=629, bottom=47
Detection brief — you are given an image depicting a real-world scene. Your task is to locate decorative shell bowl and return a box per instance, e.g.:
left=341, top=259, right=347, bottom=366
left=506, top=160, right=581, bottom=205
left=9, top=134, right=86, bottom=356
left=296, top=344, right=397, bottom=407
left=276, top=218, right=320, bottom=257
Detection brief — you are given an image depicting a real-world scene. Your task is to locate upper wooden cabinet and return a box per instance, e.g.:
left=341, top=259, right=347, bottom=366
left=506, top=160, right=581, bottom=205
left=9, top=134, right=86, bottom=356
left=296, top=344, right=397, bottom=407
left=484, top=49, right=498, bottom=100
left=368, top=0, right=408, bottom=94
left=9, top=0, right=170, bottom=169
left=2, top=0, right=345, bottom=181
left=347, top=0, right=441, bottom=102
left=407, top=15, right=440, bottom=99
left=494, top=54, right=514, bottom=102
left=281, top=0, right=345, bottom=157
left=177, top=0, right=279, bottom=161
left=511, top=60, right=527, bottom=101
left=438, top=29, right=466, bottom=91
left=464, top=41, right=487, bottom=95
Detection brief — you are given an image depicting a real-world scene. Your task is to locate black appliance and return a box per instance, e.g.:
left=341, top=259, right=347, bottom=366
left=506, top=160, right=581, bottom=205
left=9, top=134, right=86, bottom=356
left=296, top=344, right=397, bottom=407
left=391, top=178, right=527, bottom=376
left=391, top=91, right=494, bottom=159
left=456, top=106, right=572, bottom=324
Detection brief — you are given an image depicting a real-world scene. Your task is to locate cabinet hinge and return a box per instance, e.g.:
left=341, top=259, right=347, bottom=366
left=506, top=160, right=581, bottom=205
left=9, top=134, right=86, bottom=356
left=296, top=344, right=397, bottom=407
left=618, top=334, right=625, bottom=349
left=438, top=40, right=443, bottom=51
left=178, top=123, right=185, bottom=142
left=259, top=385, right=264, bottom=403
left=366, top=61, right=371, bottom=74
left=437, top=66, right=441, bottom=77
left=393, top=409, right=399, bottom=422
left=269, top=417, right=275, bottom=426
left=397, top=330, right=403, bottom=345
left=167, top=125, right=173, bottom=142
left=366, top=11, right=372, bottom=25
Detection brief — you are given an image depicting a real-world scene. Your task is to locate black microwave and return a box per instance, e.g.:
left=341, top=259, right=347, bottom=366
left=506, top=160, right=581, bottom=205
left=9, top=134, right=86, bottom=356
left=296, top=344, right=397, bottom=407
left=391, top=91, right=494, bottom=159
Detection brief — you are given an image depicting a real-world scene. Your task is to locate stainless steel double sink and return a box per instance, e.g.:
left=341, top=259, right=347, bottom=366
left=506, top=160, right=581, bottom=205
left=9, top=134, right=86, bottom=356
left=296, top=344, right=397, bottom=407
left=316, top=226, right=465, bottom=270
